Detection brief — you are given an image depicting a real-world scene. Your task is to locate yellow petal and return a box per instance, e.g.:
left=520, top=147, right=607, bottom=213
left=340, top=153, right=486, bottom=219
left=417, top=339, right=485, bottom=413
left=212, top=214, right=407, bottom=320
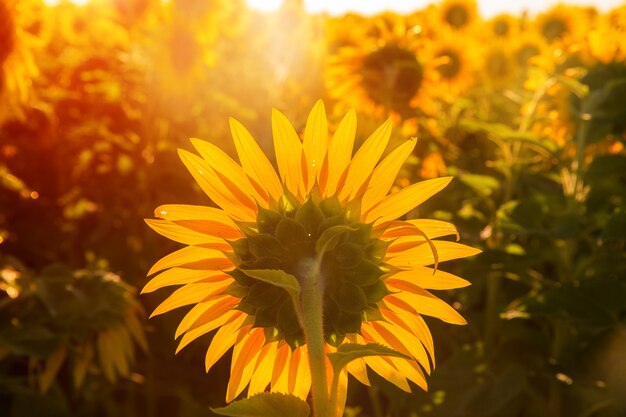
left=389, top=356, right=427, bottom=391
left=175, top=294, right=238, bottom=339
left=190, top=138, right=269, bottom=206
left=302, top=100, right=328, bottom=191
left=339, top=118, right=392, bottom=201
left=142, top=268, right=229, bottom=294
left=381, top=307, right=435, bottom=367
left=387, top=267, right=471, bottom=290
left=248, top=342, right=277, bottom=396
left=271, top=342, right=292, bottom=392
left=365, top=177, right=453, bottom=224
left=148, top=246, right=233, bottom=276
left=367, top=320, right=431, bottom=374
left=227, top=328, right=266, bottom=402
left=155, top=204, right=237, bottom=225
left=381, top=219, right=458, bottom=240
left=145, top=219, right=231, bottom=247
left=150, top=281, right=230, bottom=318
left=272, top=108, right=304, bottom=198
left=361, top=138, right=417, bottom=213
left=39, top=346, right=67, bottom=394
left=288, top=345, right=312, bottom=399
left=385, top=285, right=467, bottom=325
left=230, top=118, right=283, bottom=202
left=385, top=240, right=481, bottom=269
left=346, top=356, right=370, bottom=386
left=205, top=314, right=246, bottom=373
left=178, top=149, right=256, bottom=221
left=321, top=109, right=356, bottom=197
left=363, top=355, right=410, bottom=392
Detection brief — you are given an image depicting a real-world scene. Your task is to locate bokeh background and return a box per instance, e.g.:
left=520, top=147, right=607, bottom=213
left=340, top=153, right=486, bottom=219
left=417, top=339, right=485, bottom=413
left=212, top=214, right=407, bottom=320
left=1, top=0, right=626, bottom=416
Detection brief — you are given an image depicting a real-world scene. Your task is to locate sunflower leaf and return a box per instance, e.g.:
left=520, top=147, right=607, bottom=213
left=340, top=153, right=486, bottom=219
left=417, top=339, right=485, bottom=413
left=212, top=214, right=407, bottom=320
left=211, top=392, right=310, bottom=417
left=327, top=343, right=411, bottom=374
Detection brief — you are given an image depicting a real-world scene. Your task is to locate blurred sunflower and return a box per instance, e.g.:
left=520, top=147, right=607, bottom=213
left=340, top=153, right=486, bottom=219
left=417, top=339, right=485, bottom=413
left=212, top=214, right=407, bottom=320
left=487, top=13, right=518, bottom=39
left=0, top=265, right=147, bottom=393
left=480, top=43, right=517, bottom=89
left=514, top=31, right=548, bottom=68
left=437, top=0, right=478, bottom=31
left=147, top=16, right=215, bottom=100
left=0, top=0, right=38, bottom=120
left=584, top=12, right=626, bottom=64
left=535, top=5, right=586, bottom=44
left=145, top=101, right=478, bottom=408
left=430, top=27, right=477, bottom=96
left=326, top=13, right=435, bottom=119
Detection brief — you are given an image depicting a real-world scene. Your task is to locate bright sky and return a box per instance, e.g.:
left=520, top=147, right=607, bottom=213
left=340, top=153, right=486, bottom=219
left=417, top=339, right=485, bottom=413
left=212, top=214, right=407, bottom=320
left=247, top=0, right=623, bottom=17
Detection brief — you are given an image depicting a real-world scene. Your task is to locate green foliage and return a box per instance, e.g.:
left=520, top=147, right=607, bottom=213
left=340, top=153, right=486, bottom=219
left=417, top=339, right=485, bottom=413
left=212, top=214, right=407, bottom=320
left=211, top=393, right=310, bottom=417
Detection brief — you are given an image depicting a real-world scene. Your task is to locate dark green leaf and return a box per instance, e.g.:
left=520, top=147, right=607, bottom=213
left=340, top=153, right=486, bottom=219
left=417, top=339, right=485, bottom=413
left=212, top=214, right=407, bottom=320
left=211, top=392, right=310, bottom=417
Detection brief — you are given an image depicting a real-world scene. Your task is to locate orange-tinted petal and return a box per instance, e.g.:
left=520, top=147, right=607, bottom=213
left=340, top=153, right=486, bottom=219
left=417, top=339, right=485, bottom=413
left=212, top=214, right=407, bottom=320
left=148, top=246, right=233, bottom=276
left=339, top=119, right=392, bottom=201
left=386, top=268, right=470, bottom=290
left=190, top=138, right=269, bottom=206
left=230, top=118, right=283, bottom=202
left=302, top=100, right=328, bottom=191
left=361, top=138, right=417, bottom=213
left=321, top=109, right=356, bottom=197
left=142, top=268, right=228, bottom=294
left=178, top=149, right=256, bottom=221
left=205, top=314, right=247, bottom=373
left=272, top=109, right=305, bottom=198
left=364, top=177, right=453, bottom=224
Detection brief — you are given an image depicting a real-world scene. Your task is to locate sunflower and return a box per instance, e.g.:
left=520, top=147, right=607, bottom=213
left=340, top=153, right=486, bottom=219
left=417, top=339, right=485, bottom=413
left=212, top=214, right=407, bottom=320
left=535, top=5, right=588, bottom=45
left=145, top=101, right=479, bottom=414
left=584, top=12, right=626, bottom=65
left=480, top=43, right=518, bottom=89
left=438, top=0, right=478, bottom=31
left=488, top=14, right=518, bottom=39
left=0, top=0, right=38, bottom=120
left=326, top=13, right=435, bottom=119
left=430, top=27, right=477, bottom=96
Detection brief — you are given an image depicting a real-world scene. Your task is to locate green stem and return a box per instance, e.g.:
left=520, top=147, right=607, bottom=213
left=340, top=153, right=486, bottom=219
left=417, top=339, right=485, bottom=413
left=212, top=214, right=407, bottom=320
left=299, top=261, right=331, bottom=417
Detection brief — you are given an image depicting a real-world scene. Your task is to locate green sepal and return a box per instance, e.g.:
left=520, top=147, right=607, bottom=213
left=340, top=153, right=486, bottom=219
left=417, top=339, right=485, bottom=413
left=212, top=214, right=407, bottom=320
left=276, top=217, right=308, bottom=246
left=277, top=300, right=302, bottom=336
left=361, top=280, right=390, bottom=304
left=211, top=392, right=310, bottom=417
left=235, top=300, right=257, bottom=315
left=278, top=189, right=300, bottom=216
left=295, top=197, right=325, bottom=237
left=319, top=195, right=344, bottom=217
left=348, top=223, right=373, bottom=245
left=221, top=281, right=249, bottom=298
left=263, top=327, right=281, bottom=344
left=343, top=260, right=384, bottom=285
left=338, top=311, right=362, bottom=334
left=240, top=269, right=301, bottom=312
left=247, top=234, right=284, bottom=259
left=334, top=243, right=365, bottom=269
left=365, top=239, right=392, bottom=263
left=256, top=206, right=283, bottom=235
left=333, top=282, right=368, bottom=314
left=253, top=304, right=280, bottom=328
left=327, top=343, right=411, bottom=375
left=228, top=268, right=255, bottom=287
left=362, top=305, right=386, bottom=322
left=246, top=282, right=284, bottom=309
left=315, top=225, right=357, bottom=256
left=226, top=238, right=252, bottom=263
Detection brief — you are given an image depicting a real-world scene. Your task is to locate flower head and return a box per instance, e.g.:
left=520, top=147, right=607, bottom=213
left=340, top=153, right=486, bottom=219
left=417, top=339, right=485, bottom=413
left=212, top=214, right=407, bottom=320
left=145, top=101, right=479, bottom=404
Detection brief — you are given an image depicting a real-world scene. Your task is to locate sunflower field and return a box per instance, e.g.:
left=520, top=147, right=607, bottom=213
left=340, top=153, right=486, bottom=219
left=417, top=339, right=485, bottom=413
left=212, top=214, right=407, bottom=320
left=1, top=0, right=626, bottom=416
